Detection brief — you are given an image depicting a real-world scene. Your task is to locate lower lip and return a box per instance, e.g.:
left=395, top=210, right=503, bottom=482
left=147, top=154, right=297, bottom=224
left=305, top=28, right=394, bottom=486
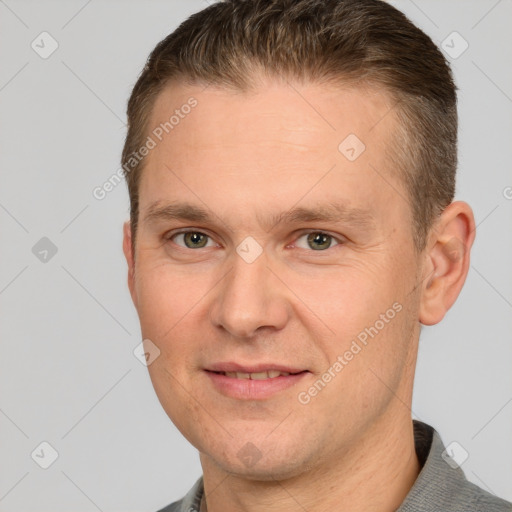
left=205, top=371, right=309, bottom=400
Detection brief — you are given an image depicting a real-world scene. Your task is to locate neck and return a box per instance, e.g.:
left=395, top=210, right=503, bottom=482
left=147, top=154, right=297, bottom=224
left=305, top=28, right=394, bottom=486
left=199, top=413, right=420, bottom=512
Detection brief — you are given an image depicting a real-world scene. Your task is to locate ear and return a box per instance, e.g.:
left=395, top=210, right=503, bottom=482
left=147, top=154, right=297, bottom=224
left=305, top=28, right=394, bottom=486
left=419, top=201, right=476, bottom=326
left=122, top=221, right=138, bottom=308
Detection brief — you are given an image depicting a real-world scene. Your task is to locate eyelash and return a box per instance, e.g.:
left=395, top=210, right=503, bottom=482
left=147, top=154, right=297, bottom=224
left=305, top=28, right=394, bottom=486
left=166, top=229, right=344, bottom=251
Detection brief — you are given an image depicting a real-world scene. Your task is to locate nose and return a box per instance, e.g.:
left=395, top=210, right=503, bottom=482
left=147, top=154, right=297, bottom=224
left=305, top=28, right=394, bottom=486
left=209, top=250, right=291, bottom=339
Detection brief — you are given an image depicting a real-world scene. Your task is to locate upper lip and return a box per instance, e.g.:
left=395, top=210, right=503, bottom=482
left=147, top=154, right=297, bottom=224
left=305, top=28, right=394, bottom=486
left=206, top=362, right=307, bottom=374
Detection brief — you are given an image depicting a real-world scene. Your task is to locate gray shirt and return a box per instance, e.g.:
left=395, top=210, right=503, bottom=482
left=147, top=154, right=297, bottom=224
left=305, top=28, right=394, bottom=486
left=157, top=421, right=511, bottom=511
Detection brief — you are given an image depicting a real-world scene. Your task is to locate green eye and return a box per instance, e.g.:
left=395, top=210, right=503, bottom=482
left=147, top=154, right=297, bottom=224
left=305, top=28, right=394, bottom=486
left=172, top=232, right=212, bottom=248
left=184, top=232, right=208, bottom=248
left=294, top=232, right=339, bottom=251
left=307, top=232, right=333, bottom=250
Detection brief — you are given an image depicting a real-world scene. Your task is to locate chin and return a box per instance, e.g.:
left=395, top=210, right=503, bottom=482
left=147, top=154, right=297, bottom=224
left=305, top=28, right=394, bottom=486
left=205, top=445, right=315, bottom=482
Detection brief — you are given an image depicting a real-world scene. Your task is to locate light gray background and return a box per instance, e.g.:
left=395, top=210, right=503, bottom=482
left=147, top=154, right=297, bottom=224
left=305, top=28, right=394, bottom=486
left=1, top=0, right=511, bottom=510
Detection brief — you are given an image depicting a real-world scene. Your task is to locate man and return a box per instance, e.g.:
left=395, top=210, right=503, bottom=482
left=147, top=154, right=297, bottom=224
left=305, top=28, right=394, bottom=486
left=121, top=0, right=511, bottom=511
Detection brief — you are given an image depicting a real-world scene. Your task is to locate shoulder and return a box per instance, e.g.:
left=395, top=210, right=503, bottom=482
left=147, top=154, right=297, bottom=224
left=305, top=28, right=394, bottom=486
left=156, top=476, right=204, bottom=512
left=450, top=479, right=512, bottom=512
left=400, top=421, right=512, bottom=512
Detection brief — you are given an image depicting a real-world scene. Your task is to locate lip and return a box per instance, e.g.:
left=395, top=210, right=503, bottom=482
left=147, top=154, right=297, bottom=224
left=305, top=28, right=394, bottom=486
left=204, top=364, right=310, bottom=400
left=206, top=362, right=306, bottom=374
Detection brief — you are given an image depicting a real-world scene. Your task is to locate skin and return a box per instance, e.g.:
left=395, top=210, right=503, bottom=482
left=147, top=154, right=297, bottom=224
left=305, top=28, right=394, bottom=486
left=123, top=79, right=475, bottom=512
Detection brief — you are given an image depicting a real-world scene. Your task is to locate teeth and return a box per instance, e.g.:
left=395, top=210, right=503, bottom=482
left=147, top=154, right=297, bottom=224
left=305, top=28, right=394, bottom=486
left=222, top=370, right=292, bottom=379
left=250, top=371, right=268, bottom=380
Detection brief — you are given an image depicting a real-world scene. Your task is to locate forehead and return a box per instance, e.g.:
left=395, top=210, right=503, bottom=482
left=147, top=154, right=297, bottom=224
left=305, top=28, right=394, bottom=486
left=139, top=79, right=406, bottom=230
left=149, top=79, right=395, bottom=151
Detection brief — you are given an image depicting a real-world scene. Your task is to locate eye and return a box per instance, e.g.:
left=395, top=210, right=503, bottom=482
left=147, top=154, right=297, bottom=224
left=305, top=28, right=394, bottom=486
left=294, top=232, right=340, bottom=251
left=170, top=231, right=216, bottom=249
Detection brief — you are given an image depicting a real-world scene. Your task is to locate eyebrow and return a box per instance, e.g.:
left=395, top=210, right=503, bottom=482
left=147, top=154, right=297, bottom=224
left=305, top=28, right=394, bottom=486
left=142, top=200, right=376, bottom=232
left=266, top=203, right=376, bottom=231
left=144, top=201, right=211, bottom=225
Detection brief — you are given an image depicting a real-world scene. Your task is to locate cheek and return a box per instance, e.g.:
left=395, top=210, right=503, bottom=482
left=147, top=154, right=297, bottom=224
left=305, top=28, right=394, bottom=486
left=134, top=261, right=217, bottom=389
left=304, top=302, right=413, bottom=437
left=136, top=265, right=208, bottom=428
left=287, top=260, right=411, bottom=391
left=134, top=261, right=210, bottom=337
left=285, top=260, right=398, bottom=338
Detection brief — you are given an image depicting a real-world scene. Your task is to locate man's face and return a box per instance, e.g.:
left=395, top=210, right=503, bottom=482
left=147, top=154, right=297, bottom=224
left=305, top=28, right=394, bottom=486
left=125, top=80, right=425, bottom=479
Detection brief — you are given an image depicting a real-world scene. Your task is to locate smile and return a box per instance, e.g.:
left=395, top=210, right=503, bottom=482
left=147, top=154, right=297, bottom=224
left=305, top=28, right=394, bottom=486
left=205, top=368, right=309, bottom=399
left=217, top=370, right=294, bottom=379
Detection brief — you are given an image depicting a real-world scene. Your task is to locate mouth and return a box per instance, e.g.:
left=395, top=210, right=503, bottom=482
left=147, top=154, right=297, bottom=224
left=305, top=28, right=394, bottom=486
left=209, top=369, right=305, bottom=379
left=204, top=365, right=310, bottom=399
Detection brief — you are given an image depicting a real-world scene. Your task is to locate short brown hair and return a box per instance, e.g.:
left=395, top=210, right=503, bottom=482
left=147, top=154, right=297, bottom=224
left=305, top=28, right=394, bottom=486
left=122, top=0, right=457, bottom=252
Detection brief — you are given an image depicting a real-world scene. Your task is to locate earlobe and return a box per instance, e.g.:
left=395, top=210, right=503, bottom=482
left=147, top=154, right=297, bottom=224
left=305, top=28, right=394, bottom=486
left=419, top=201, right=476, bottom=326
left=122, top=221, right=138, bottom=308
